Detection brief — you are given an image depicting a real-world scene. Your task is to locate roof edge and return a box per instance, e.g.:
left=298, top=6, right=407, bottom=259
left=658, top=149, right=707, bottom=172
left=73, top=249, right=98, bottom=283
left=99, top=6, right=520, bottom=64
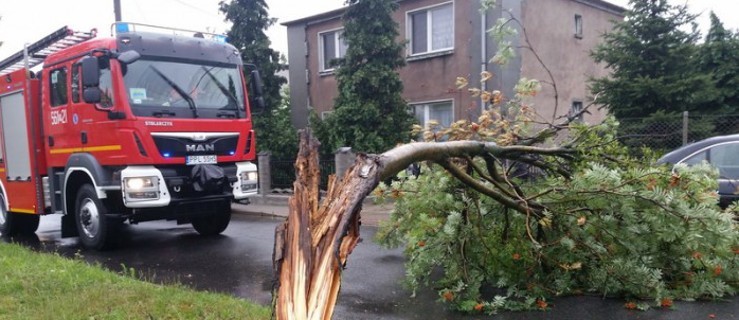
left=281, top=0, right=627, bottom=27
left=281, top=6, right=347, bottom=26
left=572, top=0, right=626, bottom=16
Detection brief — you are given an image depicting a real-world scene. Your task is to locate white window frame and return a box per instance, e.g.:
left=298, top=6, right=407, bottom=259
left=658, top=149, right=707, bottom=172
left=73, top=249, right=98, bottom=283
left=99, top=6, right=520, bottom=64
left=318, top=28, right=347, bottom=73
left=574, top=14, right=583, bottom=39
left=411, top=99, right=455, bottom=129
left=406, top=2, right=455, bottom=56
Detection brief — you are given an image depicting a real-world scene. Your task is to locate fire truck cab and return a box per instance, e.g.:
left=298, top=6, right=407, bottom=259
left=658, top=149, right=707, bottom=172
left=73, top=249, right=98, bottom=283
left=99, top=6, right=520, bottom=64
left=0, top=23, right=261, bottom=249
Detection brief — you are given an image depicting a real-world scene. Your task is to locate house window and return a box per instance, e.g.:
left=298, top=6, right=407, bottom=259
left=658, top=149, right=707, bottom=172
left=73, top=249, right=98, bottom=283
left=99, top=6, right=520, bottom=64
left=574, top=14, right=583, bottom=39
left=571, top=101, right=583, bottom=122
left=319, top=29, right=348, bottom=72
left=412, top=100, right=453, bottom=129
left=49, top=67, right=68, bottom=107
left=408, top=2, right=454, bottom=55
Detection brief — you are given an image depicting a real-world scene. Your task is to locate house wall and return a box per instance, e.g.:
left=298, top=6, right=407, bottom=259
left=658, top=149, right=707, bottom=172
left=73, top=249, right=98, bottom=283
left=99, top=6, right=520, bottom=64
left=520, top=0, right=621, bottom=124
left=303, top=0, right=476, bottom=123
left=284, top=0, right=623, bottom=130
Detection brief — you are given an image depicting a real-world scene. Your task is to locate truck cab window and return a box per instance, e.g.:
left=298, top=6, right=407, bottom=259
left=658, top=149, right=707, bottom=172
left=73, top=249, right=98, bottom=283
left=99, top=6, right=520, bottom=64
left=99, top=57, right=115, bottom=108
left=99, top=68, right=114, bottom=108
left=49, top=68, right=68, bottom=107
left=71, top=65, right=80, bottom=103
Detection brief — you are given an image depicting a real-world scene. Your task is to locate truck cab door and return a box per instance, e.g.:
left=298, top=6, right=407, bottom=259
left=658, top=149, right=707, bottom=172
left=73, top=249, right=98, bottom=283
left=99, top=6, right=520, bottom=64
left=76, top=56, right=123, bottom=162
left=44, top=65, right=81, bottom=167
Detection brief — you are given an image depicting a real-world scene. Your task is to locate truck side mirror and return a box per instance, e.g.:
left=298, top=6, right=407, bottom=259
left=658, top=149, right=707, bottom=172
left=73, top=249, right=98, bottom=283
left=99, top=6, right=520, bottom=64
left=80, top=56, right=100, bottom=87
left=83, top=87, right=102, bottom=104
left=249, top=70, right=265, bottom=114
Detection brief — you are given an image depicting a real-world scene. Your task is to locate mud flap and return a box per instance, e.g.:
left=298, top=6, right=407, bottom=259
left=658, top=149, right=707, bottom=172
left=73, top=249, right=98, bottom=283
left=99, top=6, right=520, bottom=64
left=61, top=213, right=78, bottom=238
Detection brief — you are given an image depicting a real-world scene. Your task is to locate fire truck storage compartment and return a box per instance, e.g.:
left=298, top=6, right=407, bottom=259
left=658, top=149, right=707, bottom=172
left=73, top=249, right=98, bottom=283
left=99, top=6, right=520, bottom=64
left=0, top=91, right=32, bottom=181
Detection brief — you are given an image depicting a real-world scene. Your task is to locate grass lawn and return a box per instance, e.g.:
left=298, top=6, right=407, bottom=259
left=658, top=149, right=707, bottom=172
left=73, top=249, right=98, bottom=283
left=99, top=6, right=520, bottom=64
left=0, top=242, right=271, bottom=319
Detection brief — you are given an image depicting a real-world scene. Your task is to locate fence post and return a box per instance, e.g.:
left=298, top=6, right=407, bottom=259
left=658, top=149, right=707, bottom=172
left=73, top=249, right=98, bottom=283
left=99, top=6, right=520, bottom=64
left=682, top=111, right=689, bottom=146
left=258, top=151, right=272, bottom=196
left=335, top=147, right=355, bottom=181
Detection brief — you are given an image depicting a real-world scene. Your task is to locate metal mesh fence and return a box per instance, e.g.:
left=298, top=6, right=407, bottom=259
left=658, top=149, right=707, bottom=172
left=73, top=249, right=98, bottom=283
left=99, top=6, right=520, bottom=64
left=617, top=113, right=739, bottom=154
left=269, top=158, right=336, bottom=193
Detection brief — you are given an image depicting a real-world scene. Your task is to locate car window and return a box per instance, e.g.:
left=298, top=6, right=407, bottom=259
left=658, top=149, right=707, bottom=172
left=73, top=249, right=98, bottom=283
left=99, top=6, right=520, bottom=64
left=682, top=151, right=707, bottom=166
left=709, top=143, right=739, bottom=179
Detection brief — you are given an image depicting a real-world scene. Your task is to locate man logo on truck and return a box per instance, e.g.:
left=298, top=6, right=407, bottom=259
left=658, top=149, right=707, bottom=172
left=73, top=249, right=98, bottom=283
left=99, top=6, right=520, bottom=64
left=186, top=143, right=215, bottom=153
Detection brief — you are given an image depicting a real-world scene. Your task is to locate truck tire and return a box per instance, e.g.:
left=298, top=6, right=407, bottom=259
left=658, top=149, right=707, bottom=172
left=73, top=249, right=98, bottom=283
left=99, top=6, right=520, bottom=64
left=0, top=193, right=39, bottom=236
left=75, top=184, right=117, bottom=250
left=191, top=203, right=231, bottom=236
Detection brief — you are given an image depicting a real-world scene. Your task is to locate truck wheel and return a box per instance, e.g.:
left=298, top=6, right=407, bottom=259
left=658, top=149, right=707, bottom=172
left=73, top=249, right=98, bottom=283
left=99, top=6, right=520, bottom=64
left=0, top=193, right=39, bottom=236
left=191, top=203, right=231, bottom=236
left=75, top=184, right=116, bottom=250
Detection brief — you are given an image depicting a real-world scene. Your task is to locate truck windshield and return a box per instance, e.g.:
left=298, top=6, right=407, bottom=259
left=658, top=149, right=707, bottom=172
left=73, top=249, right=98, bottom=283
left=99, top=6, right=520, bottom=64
left=123, top=59, right=245, bottom=119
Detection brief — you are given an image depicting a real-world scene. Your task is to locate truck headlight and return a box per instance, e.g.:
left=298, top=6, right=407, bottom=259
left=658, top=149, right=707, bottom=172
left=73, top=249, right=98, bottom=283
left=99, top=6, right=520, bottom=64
left=239, top=171, right=258, bottom=191
left=125, top=177, right=156, bottom=190
left=123, top=176, right=160, bottom=200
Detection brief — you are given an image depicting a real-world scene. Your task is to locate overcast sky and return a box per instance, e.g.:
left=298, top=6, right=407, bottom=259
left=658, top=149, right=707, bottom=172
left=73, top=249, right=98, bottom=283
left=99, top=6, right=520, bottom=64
left=0, top=0, right=737, bottom=64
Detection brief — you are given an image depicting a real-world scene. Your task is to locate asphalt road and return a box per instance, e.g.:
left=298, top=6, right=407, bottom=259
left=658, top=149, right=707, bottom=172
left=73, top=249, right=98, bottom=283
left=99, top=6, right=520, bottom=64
left=4, top=213, right=738, bottom=319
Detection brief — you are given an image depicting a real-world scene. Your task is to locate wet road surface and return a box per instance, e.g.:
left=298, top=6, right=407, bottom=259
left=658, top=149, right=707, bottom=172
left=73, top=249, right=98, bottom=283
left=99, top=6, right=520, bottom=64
left=5, top=213, right=738, bottom=319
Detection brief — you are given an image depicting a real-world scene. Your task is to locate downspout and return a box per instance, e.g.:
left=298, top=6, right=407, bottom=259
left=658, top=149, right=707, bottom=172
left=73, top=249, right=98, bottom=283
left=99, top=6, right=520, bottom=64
left=480, top=6, right=488, bottom=114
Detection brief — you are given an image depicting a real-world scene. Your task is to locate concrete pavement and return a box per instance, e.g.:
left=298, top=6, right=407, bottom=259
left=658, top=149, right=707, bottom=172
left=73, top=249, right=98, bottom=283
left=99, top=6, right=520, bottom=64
left=231, top=196, right=394, bottom=227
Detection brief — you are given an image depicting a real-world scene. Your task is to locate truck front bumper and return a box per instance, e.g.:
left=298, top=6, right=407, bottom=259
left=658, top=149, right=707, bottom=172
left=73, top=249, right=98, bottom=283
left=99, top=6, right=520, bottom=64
left=120, top=162, right=258, bottom=209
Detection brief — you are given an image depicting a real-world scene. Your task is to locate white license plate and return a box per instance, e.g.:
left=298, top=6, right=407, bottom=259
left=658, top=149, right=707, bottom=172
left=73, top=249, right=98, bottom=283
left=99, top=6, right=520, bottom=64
left=186, top=155, right=217, bottom=165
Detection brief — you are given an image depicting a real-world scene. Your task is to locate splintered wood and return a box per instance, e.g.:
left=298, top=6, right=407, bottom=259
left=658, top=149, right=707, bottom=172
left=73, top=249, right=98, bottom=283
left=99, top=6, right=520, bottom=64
left=273, top=130, right=381, bottom=320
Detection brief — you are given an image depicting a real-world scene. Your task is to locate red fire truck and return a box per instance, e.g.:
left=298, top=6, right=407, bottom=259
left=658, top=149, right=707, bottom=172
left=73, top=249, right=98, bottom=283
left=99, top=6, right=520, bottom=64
left=0, top=23, right=261, bottom=249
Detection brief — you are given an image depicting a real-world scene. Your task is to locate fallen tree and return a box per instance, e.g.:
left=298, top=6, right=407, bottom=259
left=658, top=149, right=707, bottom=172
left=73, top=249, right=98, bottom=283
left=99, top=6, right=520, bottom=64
left=272, top=114, right=738, bottom=318
left=272, top=128, right=577, bottom=319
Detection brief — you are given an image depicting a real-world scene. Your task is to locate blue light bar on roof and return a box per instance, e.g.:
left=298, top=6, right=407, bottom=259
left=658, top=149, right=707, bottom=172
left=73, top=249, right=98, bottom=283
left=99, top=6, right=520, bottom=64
left=213, top=35, right=228, bottom=43
left=111, top=22, right=229, bottom=44
left=115, top=22, right=130, bottom=34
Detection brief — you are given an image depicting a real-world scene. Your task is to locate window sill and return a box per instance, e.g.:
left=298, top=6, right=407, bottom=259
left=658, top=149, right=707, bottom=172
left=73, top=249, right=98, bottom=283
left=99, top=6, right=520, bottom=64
left=574, top=34, right=583, bottom=39
left=318, top=69, right=336, bottom=77
left=406, top=49, right=454, bottom=62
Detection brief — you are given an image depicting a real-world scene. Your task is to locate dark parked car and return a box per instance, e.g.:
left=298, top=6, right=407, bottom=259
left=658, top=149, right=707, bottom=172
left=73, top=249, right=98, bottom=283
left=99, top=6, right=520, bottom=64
left=658, top=134, right=739, bottom=209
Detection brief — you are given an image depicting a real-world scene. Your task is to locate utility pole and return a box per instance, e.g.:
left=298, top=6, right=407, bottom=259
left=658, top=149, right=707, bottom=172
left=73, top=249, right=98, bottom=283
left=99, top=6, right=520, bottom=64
left=114, top=0, right=122, bottom=22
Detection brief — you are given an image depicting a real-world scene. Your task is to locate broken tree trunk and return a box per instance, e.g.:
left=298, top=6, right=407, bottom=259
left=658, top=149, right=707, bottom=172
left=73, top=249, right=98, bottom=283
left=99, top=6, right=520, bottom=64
left=272, top=130, right=574, bottom=319
left=272, top=130, right=382, bottom=320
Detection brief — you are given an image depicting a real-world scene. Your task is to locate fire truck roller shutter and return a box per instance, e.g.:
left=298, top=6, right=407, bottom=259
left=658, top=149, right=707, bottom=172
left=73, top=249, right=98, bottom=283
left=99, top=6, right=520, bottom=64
left=0, top=91, right=33, bottom=181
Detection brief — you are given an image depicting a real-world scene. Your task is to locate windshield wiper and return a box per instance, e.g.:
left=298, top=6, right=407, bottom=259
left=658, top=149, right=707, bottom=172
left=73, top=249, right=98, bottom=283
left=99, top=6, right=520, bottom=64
left=200, top=66, right=241, bottom=118
left=150, top=66, right=199, bottom=118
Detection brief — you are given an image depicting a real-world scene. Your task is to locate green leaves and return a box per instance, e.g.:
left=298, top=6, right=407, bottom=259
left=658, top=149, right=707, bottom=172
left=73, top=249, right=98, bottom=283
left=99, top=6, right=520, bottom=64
left=376, top=119, right=738, bottom=313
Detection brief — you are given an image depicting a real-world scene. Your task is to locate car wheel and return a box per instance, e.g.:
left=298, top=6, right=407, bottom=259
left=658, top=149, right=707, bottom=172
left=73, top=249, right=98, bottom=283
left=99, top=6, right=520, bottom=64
left=75, top=184, right=117, bottom=250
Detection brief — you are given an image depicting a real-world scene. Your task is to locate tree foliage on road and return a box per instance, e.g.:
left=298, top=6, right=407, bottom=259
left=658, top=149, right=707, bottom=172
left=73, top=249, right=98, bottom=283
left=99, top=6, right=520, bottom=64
left=312, top=0, right=414, bottom=154
left=376, top=111, right=738, bottom=313
left=220, top=0, right=295, bottom=157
